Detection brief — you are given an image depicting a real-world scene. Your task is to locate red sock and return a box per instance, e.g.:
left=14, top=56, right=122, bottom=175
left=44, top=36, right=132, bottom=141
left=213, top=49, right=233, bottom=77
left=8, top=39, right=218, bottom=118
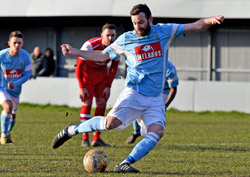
left=92, top=131, right=101, bottom=141
left=80, top=105, right=91, bottom=122
left=82, top=133, right=89, bottom=141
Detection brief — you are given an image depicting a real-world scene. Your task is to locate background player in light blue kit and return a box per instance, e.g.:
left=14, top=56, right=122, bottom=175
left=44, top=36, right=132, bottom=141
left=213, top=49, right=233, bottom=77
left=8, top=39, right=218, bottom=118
left=0, top=31, right=32, bottom=144
left=52, top=4, right=224, bottom=173
left=126, top=61, right=179, bottom=144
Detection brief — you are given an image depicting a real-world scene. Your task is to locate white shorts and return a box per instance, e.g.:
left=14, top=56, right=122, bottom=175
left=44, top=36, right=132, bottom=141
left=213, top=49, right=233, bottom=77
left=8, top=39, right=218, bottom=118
left=161, top=93, right=168, bottom=103
left=0, top=89, right=19, bottom=114
left=107, top=87, right=166, bottom=136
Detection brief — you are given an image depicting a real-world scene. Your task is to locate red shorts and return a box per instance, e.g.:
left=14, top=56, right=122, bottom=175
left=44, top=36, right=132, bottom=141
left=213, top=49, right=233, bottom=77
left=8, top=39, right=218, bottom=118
left=84, top=79, right=107, bottom=100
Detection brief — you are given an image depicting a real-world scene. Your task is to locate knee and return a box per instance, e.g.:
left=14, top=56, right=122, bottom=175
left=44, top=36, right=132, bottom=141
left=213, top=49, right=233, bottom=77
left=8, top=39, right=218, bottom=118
left=4, top=107, right=12, bottom=114
left=156, top=129, right=164, bottom=138
left=96, top=99, right=106, bottom=109
left=106, top=116, right=122, bottom=130
left=147, top=124, right=164, bottom=138
left=150, top=130, right=164, bottom=139
left=2, top=101, right=13, bottom=114
left=82, top=100, right=92, bottom=107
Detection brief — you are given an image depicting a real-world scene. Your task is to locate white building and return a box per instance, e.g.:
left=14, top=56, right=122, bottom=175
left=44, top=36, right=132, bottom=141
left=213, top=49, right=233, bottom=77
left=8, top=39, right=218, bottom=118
left=1, top=0, right=250, bottom=112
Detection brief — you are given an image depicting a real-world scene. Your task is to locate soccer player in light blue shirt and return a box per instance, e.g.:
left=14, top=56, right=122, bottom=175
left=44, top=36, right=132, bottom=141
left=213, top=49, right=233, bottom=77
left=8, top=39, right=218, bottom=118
left=0, top=31, right=32, bottom=144
left=52, top=4, right=224, bottom=173
left=162, top=61, right=179, bottom=106
left=126, top=61, right=179, bottom=144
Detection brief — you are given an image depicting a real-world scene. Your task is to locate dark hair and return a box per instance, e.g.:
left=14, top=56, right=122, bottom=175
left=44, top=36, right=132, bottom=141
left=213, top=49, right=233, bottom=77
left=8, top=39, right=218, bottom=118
left=9, top=31, right=24, bottom=40
left=102, top=23, right=116, bottom=32
left=45, top=48, right=54, bottom=58
left=130, top=4, right=151, bottom=20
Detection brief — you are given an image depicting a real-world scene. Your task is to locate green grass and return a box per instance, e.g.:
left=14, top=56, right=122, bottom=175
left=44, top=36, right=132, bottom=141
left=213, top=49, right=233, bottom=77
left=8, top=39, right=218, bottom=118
left=0, top=104, right=250, bottom=176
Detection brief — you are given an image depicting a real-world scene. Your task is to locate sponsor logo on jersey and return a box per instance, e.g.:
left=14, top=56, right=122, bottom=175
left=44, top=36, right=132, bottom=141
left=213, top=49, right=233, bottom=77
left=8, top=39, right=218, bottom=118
left=4, top=69, right=22, bottom=79
left=135, top=42, right=162, bottom=61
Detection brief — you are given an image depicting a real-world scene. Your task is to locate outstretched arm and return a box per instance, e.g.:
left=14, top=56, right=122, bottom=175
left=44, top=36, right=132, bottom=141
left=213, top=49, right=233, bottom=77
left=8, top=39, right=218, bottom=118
left=184, top=15, right=224, bottom=34
left=61, top=44, right=110, bottom=62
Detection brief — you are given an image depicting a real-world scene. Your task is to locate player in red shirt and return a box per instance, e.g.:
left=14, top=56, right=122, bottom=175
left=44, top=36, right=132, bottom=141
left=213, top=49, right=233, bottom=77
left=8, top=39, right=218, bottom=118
left=75, top=24, right=119, bottom=147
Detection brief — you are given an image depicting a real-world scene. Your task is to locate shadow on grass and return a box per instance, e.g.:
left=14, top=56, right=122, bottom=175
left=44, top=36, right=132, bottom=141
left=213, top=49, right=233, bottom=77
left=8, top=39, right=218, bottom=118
left=103, top=170, right=221, bottom=176
left=104, top=170, right=183, bottom=175
left=0, top=170, right=201, bottom=176
left=166, top=144, right=250, bottom=152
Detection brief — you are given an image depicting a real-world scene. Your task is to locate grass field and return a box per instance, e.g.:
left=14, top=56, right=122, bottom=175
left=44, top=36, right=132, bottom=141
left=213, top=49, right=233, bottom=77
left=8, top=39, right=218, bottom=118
left=0, top=104, right=250, bottom=177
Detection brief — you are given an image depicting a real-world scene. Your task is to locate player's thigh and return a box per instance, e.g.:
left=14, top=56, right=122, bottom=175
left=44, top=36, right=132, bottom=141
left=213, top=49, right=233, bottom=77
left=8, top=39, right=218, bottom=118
left=108, top=107, right=143, bottom=131
left=0, top=91, right=19, bottom=114
left=84, top=84, right=95, bottom=100
left=161, top=93, right=168, bottom=103
left=0, top=90, right=11, bottom=105
left=138, top=105, right=166, bottom=136
left=94, top=80, right=106, bottom=99
left=10, top=95, right=19, bottom=114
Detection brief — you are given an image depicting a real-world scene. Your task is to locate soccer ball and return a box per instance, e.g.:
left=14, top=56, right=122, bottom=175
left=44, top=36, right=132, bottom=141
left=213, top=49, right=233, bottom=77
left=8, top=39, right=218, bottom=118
left=83, top=149, right=108, bottom=173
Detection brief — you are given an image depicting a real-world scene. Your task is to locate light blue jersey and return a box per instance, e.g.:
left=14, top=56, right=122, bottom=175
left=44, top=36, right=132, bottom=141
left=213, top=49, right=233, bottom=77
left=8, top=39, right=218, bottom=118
left=0, top=48, right=32, bottom=97
left=104, top=23, right=185, bottom=96
left=162, top=61, right=179, bottom=95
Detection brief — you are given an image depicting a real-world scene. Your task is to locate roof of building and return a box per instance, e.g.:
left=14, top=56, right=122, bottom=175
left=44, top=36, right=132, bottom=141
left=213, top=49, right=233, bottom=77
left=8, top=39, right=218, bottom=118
left=1, top=0, right=250, bottom=19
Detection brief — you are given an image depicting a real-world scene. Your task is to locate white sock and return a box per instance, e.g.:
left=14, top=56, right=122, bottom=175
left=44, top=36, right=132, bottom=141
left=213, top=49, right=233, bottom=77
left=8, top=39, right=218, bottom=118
left=1, top=132, right=9, bottom=137
left=67, top=125, right=76, bottom=137
left=120, top=160, right=130, bottom=165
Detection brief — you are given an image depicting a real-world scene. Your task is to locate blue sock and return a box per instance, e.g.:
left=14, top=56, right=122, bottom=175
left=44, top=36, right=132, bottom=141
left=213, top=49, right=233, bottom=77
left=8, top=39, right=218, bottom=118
left=8, top=118, right=16, bottom=133
left=132, top=120, right=141, bottom=135
left=125, top=132, right=160, bottom=164
left=74, top=116, right=107, bottom=134
left=1, top=111, right=11, bottom=136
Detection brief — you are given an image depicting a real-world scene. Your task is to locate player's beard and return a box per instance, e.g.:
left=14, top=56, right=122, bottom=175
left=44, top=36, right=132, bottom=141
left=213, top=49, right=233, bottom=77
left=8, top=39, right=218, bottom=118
left=135, top=21, right=151, bottom=37
left=9, top=47, right=20, bottom=56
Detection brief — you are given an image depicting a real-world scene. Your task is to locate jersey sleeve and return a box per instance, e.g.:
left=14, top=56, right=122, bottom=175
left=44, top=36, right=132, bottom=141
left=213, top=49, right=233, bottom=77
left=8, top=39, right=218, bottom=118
left=159, top=23, right=186, bottom=39
left=79, top=41, right=93, bottom=60
left=165, top=62, right=179, bottom=88
left=175, top=24, right=186, bottom=39
left=75, top=57, right=87, bottom=88
left=13, top=50, right=32, bottom=87
left=103, top=34, right=125, bottom=60
left=166, top=74, right=179, bottom=88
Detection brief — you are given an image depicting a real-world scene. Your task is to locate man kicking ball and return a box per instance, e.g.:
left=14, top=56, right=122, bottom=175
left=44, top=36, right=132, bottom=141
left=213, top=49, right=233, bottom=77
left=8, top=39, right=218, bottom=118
left=52, top=4, right=224, bottom=173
